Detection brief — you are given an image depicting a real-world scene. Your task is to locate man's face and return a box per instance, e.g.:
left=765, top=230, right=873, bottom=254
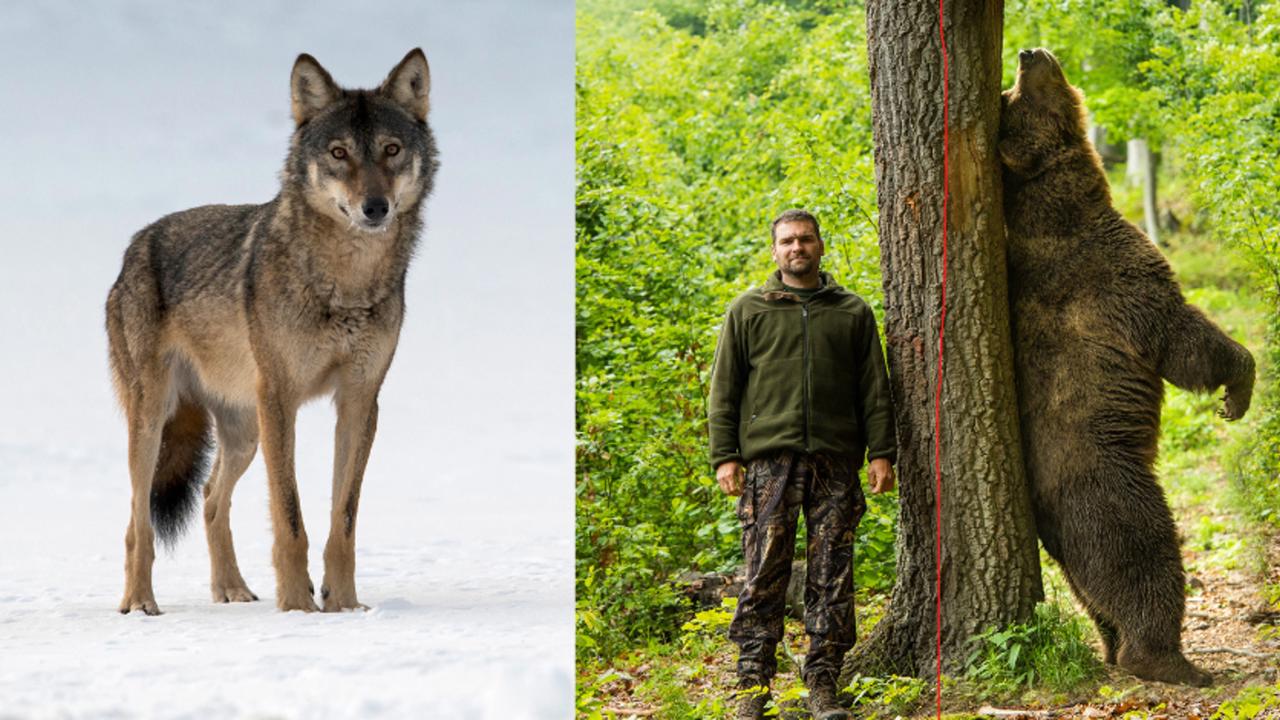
left=771, top=220, right=824, bottom=278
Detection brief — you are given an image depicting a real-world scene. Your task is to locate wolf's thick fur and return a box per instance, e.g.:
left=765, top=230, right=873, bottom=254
left=1000, top=48, right=1254, bottom=686
left=106, top=49, right=439, bottom=614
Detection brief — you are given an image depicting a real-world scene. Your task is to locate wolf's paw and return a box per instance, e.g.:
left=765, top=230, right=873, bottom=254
left=212, top=582, right=259, bottom=603
left=277, top=594, right=319, bottom=613
left=276, top=582, right=319, bottom=613
left=119, top=595, right=162, bottom=616
left=320, top=582, right=369, bottom=612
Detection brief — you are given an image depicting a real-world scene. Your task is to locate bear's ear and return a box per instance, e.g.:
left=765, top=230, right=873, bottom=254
left=1064, top=85, right=1090, bottom=141
left=998, top=136, right=1044, bottom=177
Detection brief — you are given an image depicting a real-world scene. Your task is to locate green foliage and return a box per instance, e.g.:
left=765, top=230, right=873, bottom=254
left=1213, top=682, right=1280, bottom=720
left=1260, top=584, right=1280, bottom=645
left=643, top=671, right=732, bottom=719
left=854, top=491, right=897, bottom=593
left=576, top=0, right=889, bottom=663
left=964, top=603, right=1103, bottom=696
left=1160, top=384, right=1218, bottom=453
left=576, top=667, right=628, bottom=719
left=681, top=597, right=737, bottom=636
left=1230, top=313, right=1280, bottom=528
left=843, top=674, right=930, bottom=718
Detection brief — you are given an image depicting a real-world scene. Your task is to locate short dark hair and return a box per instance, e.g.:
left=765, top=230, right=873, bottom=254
left=770, top=209, right=821, bottom=244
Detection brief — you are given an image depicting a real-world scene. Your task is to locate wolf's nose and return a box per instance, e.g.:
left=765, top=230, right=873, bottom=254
left=362, top=197, right=389, bottom=222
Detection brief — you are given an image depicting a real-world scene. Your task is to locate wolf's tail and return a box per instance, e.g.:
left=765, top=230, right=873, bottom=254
left=151, top=400, right=214, bottom=547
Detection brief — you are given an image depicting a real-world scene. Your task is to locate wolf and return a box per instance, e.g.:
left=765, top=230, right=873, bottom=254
left=105, top=48, right=439, bottom=614
left=1000, top=48, right=1254, bottom=685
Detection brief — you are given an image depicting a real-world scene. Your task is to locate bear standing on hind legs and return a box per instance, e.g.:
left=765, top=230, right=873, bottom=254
left=999, top=48, right=1255, bottom=687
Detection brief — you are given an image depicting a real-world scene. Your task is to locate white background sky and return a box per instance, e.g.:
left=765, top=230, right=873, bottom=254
left=0, top=1, right=574, bottom=717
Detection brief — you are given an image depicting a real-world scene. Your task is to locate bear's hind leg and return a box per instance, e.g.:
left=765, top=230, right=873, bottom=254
left=1080, top=602, right=1119, bottom=665
left=1055, top=543, right=1120, bottom=664
left=1058, top=473, right=1211, bottom=687
left=1074, top=550, right=1209, bottom=685
left=1093, top=613, right=1119, bottom=665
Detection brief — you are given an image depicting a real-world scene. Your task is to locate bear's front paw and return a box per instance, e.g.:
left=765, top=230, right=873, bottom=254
left=1218, top=384, right=1252, bottom=421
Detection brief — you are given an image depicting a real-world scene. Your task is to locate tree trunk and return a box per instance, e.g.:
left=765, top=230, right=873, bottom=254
left=842, top=0, right=1043, bottom=680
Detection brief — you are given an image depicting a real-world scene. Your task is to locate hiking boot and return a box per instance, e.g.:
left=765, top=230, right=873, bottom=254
left=805, top=679, right=849, bottom=720
left=734, top=684, right=770, bottom=720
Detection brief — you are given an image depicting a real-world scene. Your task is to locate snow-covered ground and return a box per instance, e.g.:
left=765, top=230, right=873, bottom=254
left=0, top=2, right=574, bottom=718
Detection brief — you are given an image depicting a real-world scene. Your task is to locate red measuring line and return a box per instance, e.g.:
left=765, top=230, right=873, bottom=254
left=934, top=0, right=950, bottom=716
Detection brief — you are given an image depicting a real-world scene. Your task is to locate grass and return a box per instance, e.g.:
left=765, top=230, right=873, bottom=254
left=962, top=603, right=1104, bottom=698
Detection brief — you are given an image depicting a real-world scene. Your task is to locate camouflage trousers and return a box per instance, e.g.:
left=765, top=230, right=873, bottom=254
left=730, top=450, right=867, bottom=686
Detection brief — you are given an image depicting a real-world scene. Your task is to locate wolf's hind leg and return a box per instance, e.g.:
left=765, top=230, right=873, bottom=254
left=119, top=364, right=175, bottom=616
left=204, top=405, right=259, bottom=603
left=321, top=384, right=381, bottom=612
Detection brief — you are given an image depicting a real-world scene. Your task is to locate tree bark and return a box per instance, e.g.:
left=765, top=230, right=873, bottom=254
left=842, top=0, right=1043, bottom=680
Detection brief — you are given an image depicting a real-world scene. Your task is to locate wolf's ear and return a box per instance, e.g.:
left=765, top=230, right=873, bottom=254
left=291, top=54, right=342, bottom=127
left=380, top=48, right=431, bottom=122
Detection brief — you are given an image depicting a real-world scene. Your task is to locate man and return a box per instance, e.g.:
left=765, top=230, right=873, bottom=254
left=708, top=209, right=897, bottom=720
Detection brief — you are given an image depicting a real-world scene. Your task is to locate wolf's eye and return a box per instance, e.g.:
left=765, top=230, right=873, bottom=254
left=330, top=147, right=348, bottom=160
left=384, top=144, right=400, bottom=157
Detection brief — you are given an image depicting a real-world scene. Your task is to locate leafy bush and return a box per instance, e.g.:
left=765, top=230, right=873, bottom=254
left=843, top=674, right=930, bottom=718
left=681, top=597, right=737, bottom=637
left=965, top=602, right=1103, bottom=696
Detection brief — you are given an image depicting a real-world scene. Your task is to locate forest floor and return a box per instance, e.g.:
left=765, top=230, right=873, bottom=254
left=576, top=230, right=1279, bottom=720
left=579, top=520, right=1278, bottom=720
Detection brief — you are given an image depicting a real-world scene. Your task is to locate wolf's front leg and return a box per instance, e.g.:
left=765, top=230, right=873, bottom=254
left=322, top=384, right=381, bottom=612
left=258, top=380, right=318, bottom=612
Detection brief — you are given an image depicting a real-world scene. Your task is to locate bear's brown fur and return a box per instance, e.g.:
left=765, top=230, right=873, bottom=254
left=1000, top=48, right=1255, bottom=687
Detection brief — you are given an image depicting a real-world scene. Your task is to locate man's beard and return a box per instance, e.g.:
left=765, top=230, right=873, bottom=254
left=781, top=256, right=815, bottom=275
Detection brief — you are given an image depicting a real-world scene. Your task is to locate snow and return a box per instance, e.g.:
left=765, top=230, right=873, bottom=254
left=0, top=1, right=574, bottom=718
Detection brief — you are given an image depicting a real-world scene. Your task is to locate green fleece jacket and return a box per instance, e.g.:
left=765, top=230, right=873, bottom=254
left=707, top=271, right=897, bottom=469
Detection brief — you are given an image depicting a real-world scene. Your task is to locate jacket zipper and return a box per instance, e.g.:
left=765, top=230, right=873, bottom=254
left=802, top=302, right=811, bottom=451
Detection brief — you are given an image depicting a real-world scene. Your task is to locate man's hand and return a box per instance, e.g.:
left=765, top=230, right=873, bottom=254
left=867, top=458, right=895, bottom=494
left=716, top=460, right=745, bottom=496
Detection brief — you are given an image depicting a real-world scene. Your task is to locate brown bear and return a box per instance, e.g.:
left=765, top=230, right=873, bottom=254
left=999, top=48, right=1255, bottom=687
